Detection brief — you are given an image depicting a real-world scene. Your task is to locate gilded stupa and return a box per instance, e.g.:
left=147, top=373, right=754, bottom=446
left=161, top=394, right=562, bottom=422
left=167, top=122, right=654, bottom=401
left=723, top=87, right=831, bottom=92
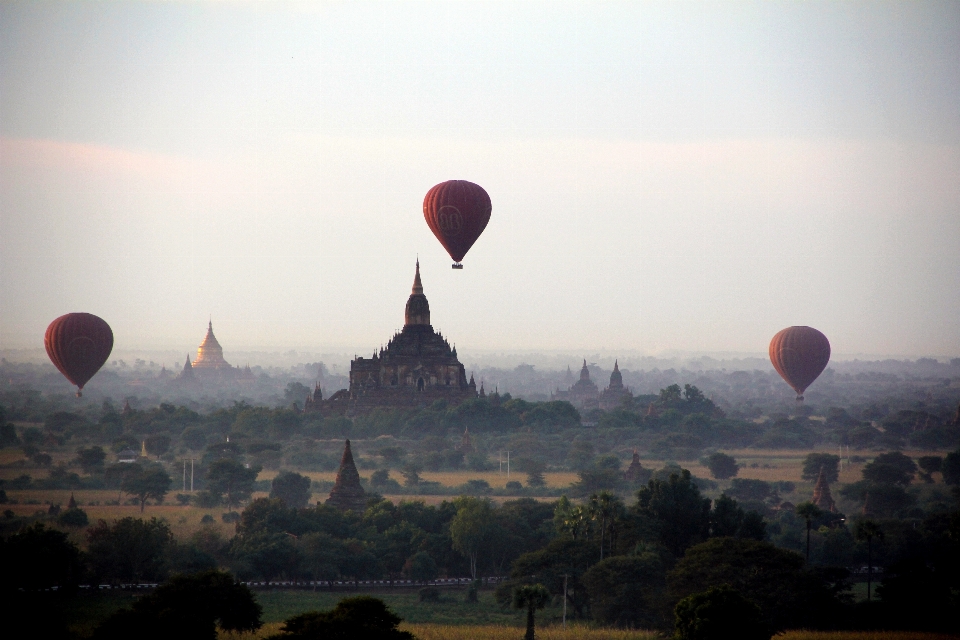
left=191, top=320, right=232, bottom=372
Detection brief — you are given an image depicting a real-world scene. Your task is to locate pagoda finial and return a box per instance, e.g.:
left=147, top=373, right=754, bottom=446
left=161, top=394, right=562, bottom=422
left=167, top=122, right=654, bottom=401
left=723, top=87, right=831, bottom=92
left=412, top=259, right=423, bottom=295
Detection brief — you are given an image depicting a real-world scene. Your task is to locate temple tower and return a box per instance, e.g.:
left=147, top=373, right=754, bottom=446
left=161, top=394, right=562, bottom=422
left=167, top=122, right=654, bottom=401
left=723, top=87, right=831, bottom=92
left=326, top=440, right=368, bottom=512
left=811, top=466, right=836, bottom=512
left=404, top=261, right=431, bottom=327
left=192, top=320, right=232, bottom=371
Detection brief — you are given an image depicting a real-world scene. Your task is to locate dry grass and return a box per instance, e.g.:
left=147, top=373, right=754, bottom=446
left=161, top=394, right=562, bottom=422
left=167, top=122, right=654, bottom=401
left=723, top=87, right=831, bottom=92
left=403, top=624, right=660, bottom=640
left=779, top=633, right=958, bottom=640
left=217, top=623, right=660, bottom=640
left=218, top=626, right=958, bottom=640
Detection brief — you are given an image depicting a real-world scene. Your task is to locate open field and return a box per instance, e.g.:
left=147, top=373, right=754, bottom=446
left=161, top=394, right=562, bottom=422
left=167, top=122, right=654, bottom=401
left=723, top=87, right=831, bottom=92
left=2, top=448, right=953, bottom=538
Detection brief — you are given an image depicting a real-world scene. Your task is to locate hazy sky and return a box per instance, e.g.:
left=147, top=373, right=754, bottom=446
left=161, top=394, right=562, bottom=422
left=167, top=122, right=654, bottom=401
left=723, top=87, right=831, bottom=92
left=2, top=1, right=959, bottom=359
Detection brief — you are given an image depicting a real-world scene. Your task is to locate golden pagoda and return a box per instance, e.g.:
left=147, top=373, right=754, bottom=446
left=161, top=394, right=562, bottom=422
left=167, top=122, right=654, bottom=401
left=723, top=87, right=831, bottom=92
left=192, top=320, right=232, bottom=371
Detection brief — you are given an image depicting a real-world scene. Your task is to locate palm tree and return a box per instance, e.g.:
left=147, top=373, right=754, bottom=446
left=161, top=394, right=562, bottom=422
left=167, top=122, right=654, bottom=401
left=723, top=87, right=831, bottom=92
left=854, top=519, right=884, bottom=602
left=589, top=490, right=623, bottom=560
left=513, top=584, right=551, bottom=640
left=795, top=501, right=823, bottom=564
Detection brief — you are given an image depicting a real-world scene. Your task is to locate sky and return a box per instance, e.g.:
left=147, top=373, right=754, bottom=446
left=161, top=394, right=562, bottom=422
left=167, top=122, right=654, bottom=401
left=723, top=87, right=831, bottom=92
left=2, top=1, right=959, bottom=361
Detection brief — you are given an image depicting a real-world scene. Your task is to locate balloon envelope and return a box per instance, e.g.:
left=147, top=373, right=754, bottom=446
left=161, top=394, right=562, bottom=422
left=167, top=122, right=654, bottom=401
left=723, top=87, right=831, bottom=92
left=769, top=326, right=831, bottom=399
left=423, top=180, right=491, bottom=264
left=44, top=313, right=114, bottom=396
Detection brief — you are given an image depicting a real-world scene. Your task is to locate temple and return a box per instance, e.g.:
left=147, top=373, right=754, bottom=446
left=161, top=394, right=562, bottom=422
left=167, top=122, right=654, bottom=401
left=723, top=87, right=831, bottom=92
left=176, top=321, right=254, bottom=382
left=325, top=440, right=368, bottom=512
left=192, top=320, right=232, bottom=372
left=600, top=360, right=633, bottom=410
left=623, top=449, right=649, bottom=484
left=553, top=360, right=599, bottom=410
left=306, top=262, right=477, bottom=415
left=811, top=467, right=836, bottom=512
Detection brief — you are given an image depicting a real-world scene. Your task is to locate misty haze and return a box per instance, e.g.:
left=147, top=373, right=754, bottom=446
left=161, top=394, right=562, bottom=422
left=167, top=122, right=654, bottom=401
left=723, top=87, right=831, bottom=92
left=1, top=2, right=959, bottom=639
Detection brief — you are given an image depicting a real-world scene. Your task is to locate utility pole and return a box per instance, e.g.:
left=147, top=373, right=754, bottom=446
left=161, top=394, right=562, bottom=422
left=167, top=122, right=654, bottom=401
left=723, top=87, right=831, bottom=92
left=183, top=459, right=187, bottom=492
left=507, top=450, right=510, bottom=479
left=190, top=458, right=195, bottom=492
left=499, top=451, right=503, bottom=475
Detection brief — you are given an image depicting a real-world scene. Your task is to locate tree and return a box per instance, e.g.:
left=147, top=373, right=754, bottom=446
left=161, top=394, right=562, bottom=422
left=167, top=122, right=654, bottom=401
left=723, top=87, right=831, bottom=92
left=862, top=451, right=917, bottom=487
left=668, top=538, right=842, bottom=632
left=513, top=584, right=551, bottom=640
left=0, top=523, right=83, bottom=590
left=917, top=455, right=942, bottom=482
left=801, top=453, right=840, bottom=483
left=588, top=490, right=624, bottom=560
left=122, top=464, right=172, bottom=512
left=673, top=585, right=769, bottom=640
left=704, top=452, right=739, bottom=480
left=449, top=497, right=492, bottom=579
left=58, top=507, right=90, bottom=528
left=506, top=537, right=603, bottom=620
left=854, top=519, right=884, bottom=602
left=75, top=445, right=107, bottom=474
left=941, top=449, right=960, bottom=485
left=795, top=502, right=823, bottom=564
left=144, top=434, right=171, bottom=459
left=523, top=459, right=546, bottom=487
left=635, top=469, right=711, bottom=557
left=270, top=470, right=312, bottom=508
left=582, top=553, right=666, bottom=628
left=404, top=551, right=438, bottom=583
left=87, top=517, right=173, bottom=583
left=400, top=462, right=422, bottom=487
left=727, top=478, right=774, bottom=503
left=710, top=494, right=743, bottom=538
left=297, top=532, right=346, bottom=584
left=206, top=459, right=261, bottom=508
left=91, top=570, right=261, bottom=640
left=268, top=596, right=413, bottom=640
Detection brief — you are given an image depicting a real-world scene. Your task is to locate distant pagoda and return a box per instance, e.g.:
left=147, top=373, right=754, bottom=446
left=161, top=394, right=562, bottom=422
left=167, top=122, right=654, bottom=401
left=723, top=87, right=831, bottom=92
left=624, top=449, right=648, bottom=483
left=192, top=320, right=232, bottom=372
left=811, top=467, right=836, bottom=512
left=325, top=440, right=368, bottom=512
left=457, top=427, right=474, bottom=455
left=600, top=360, right=633, bottom=410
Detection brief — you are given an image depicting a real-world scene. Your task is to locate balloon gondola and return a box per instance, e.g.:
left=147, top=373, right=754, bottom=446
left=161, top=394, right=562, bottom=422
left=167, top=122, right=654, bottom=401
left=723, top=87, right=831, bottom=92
left=423, top=180, right=491, bottom=268
left=768, top=326, right=831, bottom=401
left=44, top=313, right=114, bottom=397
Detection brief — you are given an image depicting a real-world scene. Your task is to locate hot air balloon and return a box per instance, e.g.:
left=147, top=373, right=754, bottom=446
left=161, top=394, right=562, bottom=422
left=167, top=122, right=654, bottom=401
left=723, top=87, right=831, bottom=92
left=44, top=313, right=114, bottom=397
left=769, top=326, right=831, bottom=401
left=423, top=180, right=491, bottom=268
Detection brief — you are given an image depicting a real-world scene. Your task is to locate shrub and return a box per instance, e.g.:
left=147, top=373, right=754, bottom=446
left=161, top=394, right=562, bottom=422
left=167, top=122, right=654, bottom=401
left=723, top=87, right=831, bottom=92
left=419, top=587, right=441, bottom=602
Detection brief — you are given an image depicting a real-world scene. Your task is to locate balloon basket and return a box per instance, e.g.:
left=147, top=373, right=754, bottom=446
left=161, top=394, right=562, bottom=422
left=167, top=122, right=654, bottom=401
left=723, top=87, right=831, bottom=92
left=451, top=263, right=463, bottom=269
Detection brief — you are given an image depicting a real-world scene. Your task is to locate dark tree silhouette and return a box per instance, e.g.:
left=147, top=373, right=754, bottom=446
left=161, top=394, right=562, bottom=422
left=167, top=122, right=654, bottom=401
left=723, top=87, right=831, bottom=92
left=513, top=584, right=551, bottom=640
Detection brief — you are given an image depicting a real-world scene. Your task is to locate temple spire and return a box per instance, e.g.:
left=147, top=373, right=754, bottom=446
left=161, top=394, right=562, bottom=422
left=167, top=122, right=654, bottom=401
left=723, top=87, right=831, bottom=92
left=412, top=259, right=423, bottom=295
left=325, top=440, right=367, bottom=512
left=404, top=260, right=431, bottom=326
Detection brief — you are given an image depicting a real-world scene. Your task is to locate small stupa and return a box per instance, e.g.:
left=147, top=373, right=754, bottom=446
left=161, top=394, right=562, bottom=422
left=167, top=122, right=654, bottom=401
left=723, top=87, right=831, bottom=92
left=811, top=466, right=836, bottom=512
left=67, top=493, right=77, bottom=509
left=325, top=440, right=368, bottom=512
left=624, top=449, right=646, bottom=483
left=458, top=427, right=474, bottom=454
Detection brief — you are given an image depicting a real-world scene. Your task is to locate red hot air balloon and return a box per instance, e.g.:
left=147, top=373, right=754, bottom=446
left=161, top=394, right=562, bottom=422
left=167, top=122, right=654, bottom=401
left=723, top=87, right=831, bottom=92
left=44, top=313, right=114, bottom=397
left=769, top=326, right=831, bottom=401
left=423, top=180, right=492, bottom=268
